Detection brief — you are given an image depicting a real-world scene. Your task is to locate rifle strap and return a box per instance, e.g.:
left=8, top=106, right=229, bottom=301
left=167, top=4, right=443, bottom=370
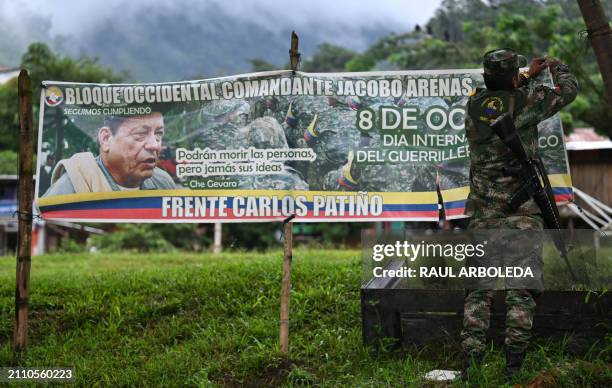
left=509, top=183, right=535, bottom=211
left=498, top=93, right=530, bottom=211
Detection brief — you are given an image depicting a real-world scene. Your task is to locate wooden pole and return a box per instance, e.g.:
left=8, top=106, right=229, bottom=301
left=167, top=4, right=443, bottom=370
left=280, top=32, right=300, bottom=354
left=289, top=31, right=300, bottom=75
left=213, top=223, right=222, bottom=253
left=279, top=217, right=293, bottom=353
left=14, top=69, right=34, bottom=364
left=577, top=0, right=612, bottom=108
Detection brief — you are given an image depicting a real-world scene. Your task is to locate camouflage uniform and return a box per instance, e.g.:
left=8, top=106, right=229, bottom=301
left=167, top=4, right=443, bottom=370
left=461, top=49, right=578, bottom=356
left=323, top=94, right=439, bottom=192
left=250, top=96, right=292, bottom=126
left=284, top=95, right=361, bottom=190
left=189, top=99, right=251, bottom=149
left=174, top=100, right=307, bottom=190
left=438, top=97, right=471, bottom=192
left=236, top=116, right=308, bottom=190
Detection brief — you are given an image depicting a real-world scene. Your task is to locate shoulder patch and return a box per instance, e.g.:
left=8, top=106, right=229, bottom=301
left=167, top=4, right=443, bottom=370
left=478, top=96, right=505, bottom=124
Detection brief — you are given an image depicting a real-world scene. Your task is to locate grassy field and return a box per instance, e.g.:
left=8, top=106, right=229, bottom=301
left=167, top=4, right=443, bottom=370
left=0, top=250, right=610, bottom=387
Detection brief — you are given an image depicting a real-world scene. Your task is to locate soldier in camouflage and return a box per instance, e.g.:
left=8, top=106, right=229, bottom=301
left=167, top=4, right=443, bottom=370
left=322, top=94, right=439, bottom=193
left=438, top=96, right=471, bottom=194
left=175, top=99, right=307, bottom=190
left=262, top=89, right=439, bottom=193
left=461, top=48, right=578, bottom=380
left=191, top=99, right=251, bottom=149
left=250, top=96, right=292, bottom=125
left=236, top=116, right=308, bottom=190
left=283, top=95, right=361, bottom=190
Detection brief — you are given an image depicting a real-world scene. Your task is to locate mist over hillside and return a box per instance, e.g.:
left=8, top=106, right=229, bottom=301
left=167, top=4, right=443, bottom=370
left=0, top=0, right=435, bottom=81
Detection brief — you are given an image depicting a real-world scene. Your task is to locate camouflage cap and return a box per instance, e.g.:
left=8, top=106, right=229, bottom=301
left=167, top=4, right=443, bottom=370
left=483, top=48, right=527, bottom=75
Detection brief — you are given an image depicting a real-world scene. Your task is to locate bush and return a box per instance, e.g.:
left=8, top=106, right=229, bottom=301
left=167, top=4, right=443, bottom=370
left=50, top=239, right=86, bottom=254
left=224, top=223, right=281, bottom=250
left=89, top=225, right=175, bottom=253
left=0, top=150, right=18, bottom=174
left=0, top=150, right=37, bottom=174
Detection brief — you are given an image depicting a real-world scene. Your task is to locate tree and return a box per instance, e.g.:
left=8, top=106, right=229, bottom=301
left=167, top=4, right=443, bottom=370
left=463, top=4, right=611, bottom=133
left=0, top=150, right=18, bottom=175
left=300, top=43, right=356, bottom=72
left=382, top=1, right=610, bottom=134
left=345, top=54, right=376, bottom=72
left=0, top=42, right=124, bottom=161
left=248, top=58, right=278, bottom=72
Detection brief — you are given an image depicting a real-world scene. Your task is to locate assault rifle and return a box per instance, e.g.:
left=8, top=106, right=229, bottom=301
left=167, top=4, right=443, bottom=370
left=491, top=113, right=577, bottom=282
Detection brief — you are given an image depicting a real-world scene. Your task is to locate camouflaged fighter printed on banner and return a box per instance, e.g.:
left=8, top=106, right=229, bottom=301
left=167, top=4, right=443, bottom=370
left=34, top=69, right=572, bottom=223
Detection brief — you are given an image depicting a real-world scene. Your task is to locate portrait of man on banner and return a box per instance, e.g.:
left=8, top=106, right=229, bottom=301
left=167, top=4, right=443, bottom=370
left=43, top=112, right=177, bottom=196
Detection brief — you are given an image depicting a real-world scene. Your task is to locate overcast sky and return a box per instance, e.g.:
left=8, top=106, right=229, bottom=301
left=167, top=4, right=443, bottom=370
left=0, top=0, right=444, bottom=79
left=2, top=0, right=442, bottom=44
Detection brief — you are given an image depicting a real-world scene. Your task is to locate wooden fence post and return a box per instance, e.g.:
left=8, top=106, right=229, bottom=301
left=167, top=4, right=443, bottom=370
left=289, top=31, right=300, bottom=75
left=279, top=216, right=294, bottom=353
left=213, top=223, right=222, bottom=253
left=14, top=69, right=34, bottom=364
left=280, top=32, right=300, bottom=354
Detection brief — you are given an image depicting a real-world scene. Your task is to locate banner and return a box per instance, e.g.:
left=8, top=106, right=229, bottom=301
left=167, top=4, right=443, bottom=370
left=35, top=69, right=572, bottom=222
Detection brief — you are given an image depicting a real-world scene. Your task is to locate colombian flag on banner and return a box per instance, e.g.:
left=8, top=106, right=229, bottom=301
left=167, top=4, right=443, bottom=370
left=440, top=174, right=574, bottom=220
left=37, top=190, right=440, bottom=223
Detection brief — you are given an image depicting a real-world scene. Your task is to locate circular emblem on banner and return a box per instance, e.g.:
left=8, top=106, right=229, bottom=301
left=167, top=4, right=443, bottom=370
left=44, top=86, right=64, bottom=107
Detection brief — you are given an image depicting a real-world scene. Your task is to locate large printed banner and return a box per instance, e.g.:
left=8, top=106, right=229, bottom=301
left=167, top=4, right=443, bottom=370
left=35, top=69, right=572, bottom=222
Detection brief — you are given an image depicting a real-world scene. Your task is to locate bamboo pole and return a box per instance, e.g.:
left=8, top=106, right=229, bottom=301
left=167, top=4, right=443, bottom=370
left=280, top=32, right=300, bottom=354
left=14, top=69, right=34, bottom=364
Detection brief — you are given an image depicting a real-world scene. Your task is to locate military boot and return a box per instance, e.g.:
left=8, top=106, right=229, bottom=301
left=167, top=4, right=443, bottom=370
left=505, top=350, right=526, bottom=380
left=461, top=352, right=483, bottom=381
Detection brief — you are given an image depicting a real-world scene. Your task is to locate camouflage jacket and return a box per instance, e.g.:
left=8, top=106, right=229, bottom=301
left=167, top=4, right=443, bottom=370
left=464, top=68, right=578, bottom=219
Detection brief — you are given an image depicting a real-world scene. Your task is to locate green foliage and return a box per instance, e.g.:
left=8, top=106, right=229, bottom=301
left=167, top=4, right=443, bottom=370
left=309, top=223, right=367, bottom=247
left=0, top=150, right=17, bottom=174
left=287, top=366, right=316, bottom=385
left=155, top=224, right=212, bottom=251
left=345, top=54, right=375, bottom=72
left=50, top=238, right=86, bottom=254
left=89, top=224, right=213, bottom=253
left=0, top=150, right=36, bottom=175
left=0, top=42, right=123, bottom=153
left=89, top=225, right=175, bottom=253
left=22, top=42, right=124, bottom=87
left=248, top=58, right=278, bottom=72
left=0, top=77, right=18, bottom=151
left=300, top=43, right=356, bottom=72
left=495, top=6, right=612, bottom=134
left=225, top=223, right=281, bottom=250
left=389, top=38, right=474, bottom=70
left=426, top=0, right=499, bottom=42
left=380, top=0, right=611, bottom=134
left=224, top=222, right=367, bottom=250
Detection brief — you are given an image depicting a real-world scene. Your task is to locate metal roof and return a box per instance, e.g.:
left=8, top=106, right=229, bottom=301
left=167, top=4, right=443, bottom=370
left=564, top=128, right=612, bottom=151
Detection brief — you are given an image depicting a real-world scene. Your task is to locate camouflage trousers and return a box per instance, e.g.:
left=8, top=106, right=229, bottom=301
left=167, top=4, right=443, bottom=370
left=461, top=214, right=543, bottom=354
left=461, top=289, right=536, bottom=354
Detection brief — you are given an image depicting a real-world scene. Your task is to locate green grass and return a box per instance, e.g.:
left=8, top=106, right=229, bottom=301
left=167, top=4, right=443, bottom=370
left=0, top=250, right=610, bottom=387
